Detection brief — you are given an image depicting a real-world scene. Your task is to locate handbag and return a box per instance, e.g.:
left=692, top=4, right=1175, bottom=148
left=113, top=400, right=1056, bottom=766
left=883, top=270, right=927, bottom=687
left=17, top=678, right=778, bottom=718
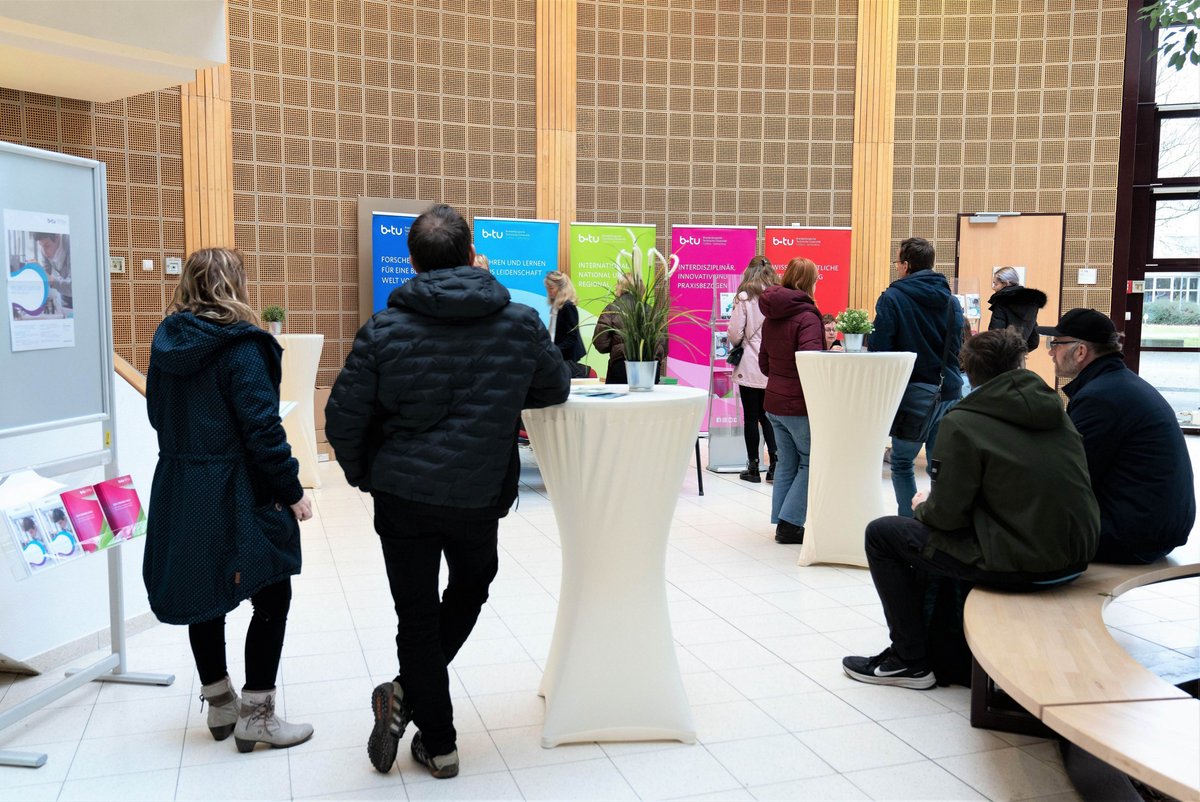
left=727, top=343, right=745, bottom=367
left=890, top=301, right=957, bottom=442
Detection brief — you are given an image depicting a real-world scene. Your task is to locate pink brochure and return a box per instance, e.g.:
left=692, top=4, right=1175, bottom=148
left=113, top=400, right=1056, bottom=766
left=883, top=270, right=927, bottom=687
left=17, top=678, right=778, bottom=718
left=59, top=485, right=114, bottom=553
left=93, top=475, right=147, bottom=544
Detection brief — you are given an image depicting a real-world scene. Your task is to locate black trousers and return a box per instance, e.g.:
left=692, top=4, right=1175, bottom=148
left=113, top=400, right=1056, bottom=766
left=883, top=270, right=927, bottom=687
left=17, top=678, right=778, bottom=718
left=738, top=385, right=777, bottom=463
left=188, top=577, right=292, bottom=690
left=865, top=516, right=1060, bottom=664
left=374, top=493, right=500, bottom=756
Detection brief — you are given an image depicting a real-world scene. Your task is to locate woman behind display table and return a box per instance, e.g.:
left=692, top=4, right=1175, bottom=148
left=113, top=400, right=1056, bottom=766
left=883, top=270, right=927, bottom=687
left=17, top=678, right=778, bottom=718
left=822, top=314, right=845, bottom=351
left=592, top=271, right=665, bottom=385
left=987, top=267, right=1046, bottom=351
left=144, top=247, right=314, bottom=754
left=544, top=270, right=589, bottom=378
left=759, top=257, right=825, bottom=545
left=728, top=256, right=779, bottom=484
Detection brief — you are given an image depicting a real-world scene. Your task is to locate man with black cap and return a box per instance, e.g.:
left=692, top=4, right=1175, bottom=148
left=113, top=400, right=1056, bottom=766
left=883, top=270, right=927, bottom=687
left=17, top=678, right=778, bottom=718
left=1039, top=308, right=1194, bottom=564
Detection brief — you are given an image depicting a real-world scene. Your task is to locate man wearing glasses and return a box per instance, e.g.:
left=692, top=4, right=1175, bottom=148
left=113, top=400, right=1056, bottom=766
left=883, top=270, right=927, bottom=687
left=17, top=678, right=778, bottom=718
left=1038, top=308, right=1195, bottom=564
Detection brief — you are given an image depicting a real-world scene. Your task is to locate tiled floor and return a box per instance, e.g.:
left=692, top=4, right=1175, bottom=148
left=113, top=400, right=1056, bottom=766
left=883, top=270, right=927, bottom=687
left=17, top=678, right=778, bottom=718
left=1, top=441, right=1196, bottom=801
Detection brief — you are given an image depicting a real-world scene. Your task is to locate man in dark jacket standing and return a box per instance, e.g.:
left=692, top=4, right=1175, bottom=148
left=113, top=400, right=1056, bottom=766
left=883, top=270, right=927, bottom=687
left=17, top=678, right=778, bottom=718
left=869, top=237, right=965, bottom=517
left=326, top=204, right=571, bottom=779
left=1039, top=308, right=1195, bottom=564
left=844, top=329, right=1099, bottom=689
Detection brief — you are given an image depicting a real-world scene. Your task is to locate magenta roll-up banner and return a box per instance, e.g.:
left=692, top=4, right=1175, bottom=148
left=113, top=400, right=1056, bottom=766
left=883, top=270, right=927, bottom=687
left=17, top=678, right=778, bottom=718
left=667, top=224, right=758, bottom=393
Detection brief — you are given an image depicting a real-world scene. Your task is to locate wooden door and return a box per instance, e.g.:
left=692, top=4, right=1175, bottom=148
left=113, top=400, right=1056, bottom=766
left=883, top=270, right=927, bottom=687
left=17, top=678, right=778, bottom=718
left=957, top=213, right=1065, bottom=388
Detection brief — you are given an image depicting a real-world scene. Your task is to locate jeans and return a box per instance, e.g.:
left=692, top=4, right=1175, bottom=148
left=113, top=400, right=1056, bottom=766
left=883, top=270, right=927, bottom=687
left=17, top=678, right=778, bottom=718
left=739, top=385, right=777, bottom=463
left=188, top=578, right=292, bottom=690
left=766, top=413, right=811, bottom=526
left=373, top=493, right=500, bottom=756
left=865, top=516, right=1063, bottom=663
left=890, top=397, right=958, bottom=517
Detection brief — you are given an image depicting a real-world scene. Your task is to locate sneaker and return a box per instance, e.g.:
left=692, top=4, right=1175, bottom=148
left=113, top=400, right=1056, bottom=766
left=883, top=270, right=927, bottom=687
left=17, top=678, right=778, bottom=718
left=765, top=462, right=775, bottom=483
left=411, top=731, right=459, bottom=779
left=774, top=520, right=804, bottom=544
left=842, top=648, right=936, bottom=689
left=367, top=680, right=412, bottom=773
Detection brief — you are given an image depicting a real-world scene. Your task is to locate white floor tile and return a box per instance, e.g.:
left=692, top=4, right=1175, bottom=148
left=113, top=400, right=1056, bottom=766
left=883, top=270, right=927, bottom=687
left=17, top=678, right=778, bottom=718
left=82, top=693, right=191, bottom=739
left=755, top=690, right=870, bottom=732
left=717, top=664, right=821, bottom=700
left=396, top=730, right=508, bottom=785
left=833, top=684, right=950, bottom=721
left=610, top=745, right=742, bottom=800
left=68, top=729, right=184, bottom=780
left=512, top=756, right=638, bottom=800
left=286, top=744, right=404, bottom=798
left=0, top=779, right=61, bottom=801
left=693, top=699, right=787, bottom=743
left=454, top=660, right=543, bottom=696
left=404, top=769, right=523, bottom=800
left=175, top=752, right=292, bottom=800
left=880, top=712, right=1009, bottom=759
left=681, top=672, right=745, bottom=706
left=706, top=733, right=833, bottom=787
left=748, top=773, right=868, bottom=800
left=489, top=724, right=606, bottom=770
left=844, top=760, right=986, bottom=800
left=0, top=739, right=78, bottom=788
left=936, top=747, right=1076, bottom=801
left=796, top=722, right=925, bottom=773
left=58, top=767, right=180, bottom=801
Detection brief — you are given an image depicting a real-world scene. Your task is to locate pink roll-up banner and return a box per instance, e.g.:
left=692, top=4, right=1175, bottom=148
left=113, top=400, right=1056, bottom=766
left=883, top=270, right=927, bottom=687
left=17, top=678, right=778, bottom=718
left=668, top=225, right=758, bottom=436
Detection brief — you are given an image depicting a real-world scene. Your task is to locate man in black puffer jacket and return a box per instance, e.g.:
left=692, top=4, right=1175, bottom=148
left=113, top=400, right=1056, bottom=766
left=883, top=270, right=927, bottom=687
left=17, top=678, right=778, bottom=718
left=326, top=204, right=570, bottom=780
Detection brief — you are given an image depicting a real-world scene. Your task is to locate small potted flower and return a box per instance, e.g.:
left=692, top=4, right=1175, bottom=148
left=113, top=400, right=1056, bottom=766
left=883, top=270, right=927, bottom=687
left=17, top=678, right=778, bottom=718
left=262, top=305, right=286, bottom=335
left=834, top=308, right=873, bottom=352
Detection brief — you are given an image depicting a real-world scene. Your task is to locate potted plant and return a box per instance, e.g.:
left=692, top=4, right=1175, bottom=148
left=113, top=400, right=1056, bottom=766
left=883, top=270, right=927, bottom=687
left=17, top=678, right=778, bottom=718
left=262, top=305, right=286, bottom=335
left=593, top=243, right=687, bottom=391
left=834, top=308, right=873, bottom=352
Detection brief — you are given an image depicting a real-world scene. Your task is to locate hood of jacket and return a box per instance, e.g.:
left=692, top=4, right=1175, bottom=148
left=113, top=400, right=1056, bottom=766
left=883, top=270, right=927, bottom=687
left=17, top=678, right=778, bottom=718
left=390, top=265, right=510, bottom=320
left=988, top=285, right=1047, bottom=310
left=887, top=268, right=954, bottom=310
left=759, top=285, right=819, bottom=320
left=955, top=368, right=1064, bottom=431
left=151, top=312, right=269, bottom=376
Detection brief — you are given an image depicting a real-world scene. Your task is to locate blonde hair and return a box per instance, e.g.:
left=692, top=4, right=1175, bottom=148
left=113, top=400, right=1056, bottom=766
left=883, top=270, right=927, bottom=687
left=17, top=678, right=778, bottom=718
left=474, top=253, right=490, bottom=271
left=993, top=266, right=1020, bottom=287
left=167, top=248, right=257, bottom=326
left=782, top=257, right=818, bottom=295
left=614, top=270, right=645, bottom=298
left=737, top=255, right=778, bottom=300
left=544, top=270, right=578, bottom=310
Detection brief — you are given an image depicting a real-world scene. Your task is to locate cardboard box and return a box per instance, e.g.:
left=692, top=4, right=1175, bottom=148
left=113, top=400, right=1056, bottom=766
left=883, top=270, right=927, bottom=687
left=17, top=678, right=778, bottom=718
left=316, top=441, right=335, bottom=462
left=316, top=428, right=327, bottom=444
left=314, top=386, right=332, bottom=430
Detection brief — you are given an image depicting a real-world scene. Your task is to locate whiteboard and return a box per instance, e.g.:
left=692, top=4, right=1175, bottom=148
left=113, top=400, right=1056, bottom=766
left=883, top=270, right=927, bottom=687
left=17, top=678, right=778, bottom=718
left=0, top=142, right=112, bottom=437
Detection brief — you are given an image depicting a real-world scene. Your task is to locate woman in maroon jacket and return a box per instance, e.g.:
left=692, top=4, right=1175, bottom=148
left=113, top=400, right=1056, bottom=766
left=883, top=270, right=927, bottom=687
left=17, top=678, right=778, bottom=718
left=758, top=257, right=825, bottom=544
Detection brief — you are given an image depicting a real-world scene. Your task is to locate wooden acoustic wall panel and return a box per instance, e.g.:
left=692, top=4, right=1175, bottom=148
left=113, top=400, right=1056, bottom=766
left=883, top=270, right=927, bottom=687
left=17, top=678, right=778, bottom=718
left=228, top=0, right=537, bottom=385
left=0, top=88, right=186, bottom=374
left=576, top=1, right=859, bottom=254
left=892, top=0, right=1125, bottom=316
left=181, top=66, right=236, bottom=253
left=537, top=0, right=577, bottom=265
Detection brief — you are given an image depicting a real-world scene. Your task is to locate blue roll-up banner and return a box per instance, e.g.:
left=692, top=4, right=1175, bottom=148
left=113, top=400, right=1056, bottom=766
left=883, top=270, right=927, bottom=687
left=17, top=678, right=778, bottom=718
left=471, top=217, right=559, bottom=327
left=370, top=212, right=418, bottom=314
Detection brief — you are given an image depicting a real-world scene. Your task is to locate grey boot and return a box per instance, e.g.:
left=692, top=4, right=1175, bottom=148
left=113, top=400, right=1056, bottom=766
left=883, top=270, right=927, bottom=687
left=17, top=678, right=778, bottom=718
left=200, top=675, right=241, bottom=741
left=233, top=687, right=314, bottom=753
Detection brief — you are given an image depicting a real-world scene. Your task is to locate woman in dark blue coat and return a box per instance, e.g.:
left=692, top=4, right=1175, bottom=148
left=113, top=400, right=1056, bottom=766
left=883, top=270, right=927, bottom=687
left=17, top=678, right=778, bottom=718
left=145, top=247, right=314, bottom=753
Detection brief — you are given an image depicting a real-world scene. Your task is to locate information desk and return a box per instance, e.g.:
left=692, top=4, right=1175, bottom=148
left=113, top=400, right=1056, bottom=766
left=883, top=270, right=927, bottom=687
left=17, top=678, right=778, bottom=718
left=275, top=334, right=323, bottom=489
left=793, top=352, right=915, bottom=567
left=523, top=385, right=706, bottom=747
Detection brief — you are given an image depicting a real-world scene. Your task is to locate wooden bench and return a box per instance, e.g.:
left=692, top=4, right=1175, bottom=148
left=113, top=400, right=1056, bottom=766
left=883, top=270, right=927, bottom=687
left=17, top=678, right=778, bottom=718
left=964, top=542, right=1200, bottom=802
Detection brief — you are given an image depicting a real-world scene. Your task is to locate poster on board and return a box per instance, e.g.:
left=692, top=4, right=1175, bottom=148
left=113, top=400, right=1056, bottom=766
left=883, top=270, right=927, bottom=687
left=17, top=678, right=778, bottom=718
left=4, top=208, right=74, bottom=352
left=472, top=217, right=559, bottom=327
left=569, top=222, right=656, bottom=379
left=763, top=226, right=852, bottom=318
left=370, top=211, right=418, bottom=314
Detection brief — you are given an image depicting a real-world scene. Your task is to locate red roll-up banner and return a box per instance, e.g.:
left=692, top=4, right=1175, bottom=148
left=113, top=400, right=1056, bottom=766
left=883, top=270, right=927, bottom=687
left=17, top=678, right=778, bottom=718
left=763, top=227, right=852, bottom=318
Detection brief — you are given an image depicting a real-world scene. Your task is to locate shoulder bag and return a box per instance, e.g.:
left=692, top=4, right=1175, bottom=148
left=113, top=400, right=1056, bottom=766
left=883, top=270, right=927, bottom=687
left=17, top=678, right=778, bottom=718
left=889, top=301, right=957, bottom=442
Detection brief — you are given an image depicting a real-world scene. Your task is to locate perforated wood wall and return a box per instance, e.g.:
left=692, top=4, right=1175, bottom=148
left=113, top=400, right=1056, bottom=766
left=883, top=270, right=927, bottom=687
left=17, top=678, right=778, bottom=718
left=0, top=89, right=186, bottom=373
left=892, top=0, right=1125, bottom=315
left=575, top=1, right=859, bottom=252
left=228, top=0, right=538, bottom=385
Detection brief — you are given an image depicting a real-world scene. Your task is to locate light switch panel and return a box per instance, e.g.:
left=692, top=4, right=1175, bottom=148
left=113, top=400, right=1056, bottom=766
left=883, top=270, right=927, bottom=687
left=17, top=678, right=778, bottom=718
left=1078, top=268, right=1097, bottom=284
left=165, top=256, right=182, bottom=275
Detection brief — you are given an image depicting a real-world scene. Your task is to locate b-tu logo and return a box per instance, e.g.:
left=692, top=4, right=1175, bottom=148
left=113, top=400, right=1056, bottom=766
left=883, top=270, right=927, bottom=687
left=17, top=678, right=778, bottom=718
left=678, top=235, right=701, bottom=246
left=577, top=234, right=599, bottom=244
left=480, top=229, right=505, bottom=239
left=772, top=237, right=794, bottom=246
left=379, top=224, right=405, bottom=236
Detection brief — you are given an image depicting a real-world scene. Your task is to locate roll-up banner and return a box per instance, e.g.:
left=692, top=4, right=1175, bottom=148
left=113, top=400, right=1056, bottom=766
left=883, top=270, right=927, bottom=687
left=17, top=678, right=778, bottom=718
left=568, top=222, right=656, bottom=379
left=370, top=212, right=419, bottom=314
left=763, top=226, right=852, bottom=318
left=472, top=217, right=559, bottom=327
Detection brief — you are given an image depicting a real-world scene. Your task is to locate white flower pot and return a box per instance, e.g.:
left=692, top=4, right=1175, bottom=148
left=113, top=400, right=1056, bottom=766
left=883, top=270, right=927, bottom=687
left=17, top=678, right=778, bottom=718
left=843, top=332, right=865, bottom=352
left=626, top=361, right=658, bottom=391
left=268, top=321, right=283, bottom=335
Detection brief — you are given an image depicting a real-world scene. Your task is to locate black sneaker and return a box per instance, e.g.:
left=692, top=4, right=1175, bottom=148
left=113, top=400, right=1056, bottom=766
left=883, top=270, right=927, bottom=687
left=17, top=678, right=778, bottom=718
left=367, top=680, right=412, bottom=773
left=842, top=648, right=936, bottom=689
left=765, top=462, right=775, bottom=483
left=774, top=520, right=804, bottom=544
left=411, top=731, right=459, bottom=779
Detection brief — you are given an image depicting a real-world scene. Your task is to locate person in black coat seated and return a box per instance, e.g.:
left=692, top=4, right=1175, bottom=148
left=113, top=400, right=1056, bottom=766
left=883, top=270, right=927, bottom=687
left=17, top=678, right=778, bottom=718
left=1039, top=308, right=1195, bottom=564
left=544, top=270, right=588, bottom=378
left=326, top=204, right=570, bottom=780
left=988, top=267, right=1047, bottom=351
left=145, top=247, right=314, bottom=753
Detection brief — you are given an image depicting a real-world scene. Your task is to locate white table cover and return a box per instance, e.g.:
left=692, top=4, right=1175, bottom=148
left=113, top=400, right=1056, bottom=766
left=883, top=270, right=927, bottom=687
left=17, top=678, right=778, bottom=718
left=794, top=351, right=916, bottom=567
left=524, top=385, right=706, bottom=747
left=275, top=333, right=324, bottom=489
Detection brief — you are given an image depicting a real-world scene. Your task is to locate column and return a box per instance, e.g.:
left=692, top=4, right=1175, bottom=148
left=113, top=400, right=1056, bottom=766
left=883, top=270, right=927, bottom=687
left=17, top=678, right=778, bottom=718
left=536, top=0, right=577, bottom=266
left=180, top=65, right=235, bottom=253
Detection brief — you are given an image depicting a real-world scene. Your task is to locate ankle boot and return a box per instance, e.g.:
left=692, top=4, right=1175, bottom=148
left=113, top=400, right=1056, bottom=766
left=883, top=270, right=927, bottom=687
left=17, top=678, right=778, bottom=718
left=234, top=687, right=314, bottom=753
left=739, top=459, right=761, bottom=483
left=765, top=456, right=776, bottom=483
left=200, top=676, right=241, bottom=741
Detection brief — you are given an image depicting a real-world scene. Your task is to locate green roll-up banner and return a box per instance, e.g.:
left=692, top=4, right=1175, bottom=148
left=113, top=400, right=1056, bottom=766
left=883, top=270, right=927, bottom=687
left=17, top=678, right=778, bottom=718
left=568, top=222, right=656, bottom=379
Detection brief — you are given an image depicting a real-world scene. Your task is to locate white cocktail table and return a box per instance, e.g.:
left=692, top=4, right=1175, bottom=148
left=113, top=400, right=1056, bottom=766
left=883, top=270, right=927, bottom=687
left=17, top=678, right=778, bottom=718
left=523, top=385, right=706, bottom=747
left=794, top=351, right=915, bottom=567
